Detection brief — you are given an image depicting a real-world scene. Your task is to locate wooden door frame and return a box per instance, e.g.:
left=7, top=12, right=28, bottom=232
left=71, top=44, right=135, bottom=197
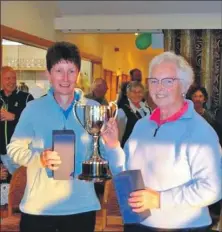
left=1, top=25, right=104, bottom=60
left=103, top=69, right=113, bottom=101
left=1, top=25, right=103, bottom=88
left=0, top=25, right=55, bottom=88
left=1, top=25, right=54, bottom=49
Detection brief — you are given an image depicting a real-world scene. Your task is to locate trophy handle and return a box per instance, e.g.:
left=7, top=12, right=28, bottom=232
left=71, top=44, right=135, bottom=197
left=109, top=101, right=118, bottom=119
left=73, top=102, right=85, bottom=129
left=74, top=88, right=83, bottom=101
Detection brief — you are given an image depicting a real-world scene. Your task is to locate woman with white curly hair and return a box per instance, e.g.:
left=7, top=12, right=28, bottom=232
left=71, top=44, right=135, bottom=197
left=102, top=51, right=222, bottom=232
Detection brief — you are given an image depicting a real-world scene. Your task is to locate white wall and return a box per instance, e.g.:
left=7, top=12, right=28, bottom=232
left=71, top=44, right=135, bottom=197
left=56, top=1, right=222, bottom=15
left=2, top=45, right=46, bottom=60
left=55, top=1, right=221, bottom=30
left=54, top=13, right=222, bottom=31
left=1, top=1, right=57, bottom=41
left=2, top=45, right=46, bottom=69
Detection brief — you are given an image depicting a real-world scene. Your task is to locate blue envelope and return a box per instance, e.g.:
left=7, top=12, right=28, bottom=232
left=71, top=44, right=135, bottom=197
left=113, top=169, right=151, bottom=224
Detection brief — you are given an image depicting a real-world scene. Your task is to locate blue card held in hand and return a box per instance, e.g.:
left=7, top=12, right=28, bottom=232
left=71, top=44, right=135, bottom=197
left=113, top=169, right=151, bottom=224
left=52, top=130, right=75, bottom=180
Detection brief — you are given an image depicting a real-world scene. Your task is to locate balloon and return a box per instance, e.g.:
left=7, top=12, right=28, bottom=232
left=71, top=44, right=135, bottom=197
left=135, top=33, right=152, bottom=50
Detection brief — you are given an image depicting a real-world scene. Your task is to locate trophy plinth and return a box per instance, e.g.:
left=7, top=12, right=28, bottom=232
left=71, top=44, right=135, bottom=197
left=74, top=103, right=118, bottom=183
left=79, top=156, right=111, bottom=182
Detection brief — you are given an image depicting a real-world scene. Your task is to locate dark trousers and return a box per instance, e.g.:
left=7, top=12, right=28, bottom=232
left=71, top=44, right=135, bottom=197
left=20, top=211, right=96, bottom=232
left=124, top=224, right=210, bottom=232
left=94, top=182, right=104, bottom=197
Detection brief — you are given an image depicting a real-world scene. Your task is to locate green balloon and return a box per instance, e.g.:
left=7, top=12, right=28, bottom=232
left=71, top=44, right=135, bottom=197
left=135, top=33, right=152, bottom=50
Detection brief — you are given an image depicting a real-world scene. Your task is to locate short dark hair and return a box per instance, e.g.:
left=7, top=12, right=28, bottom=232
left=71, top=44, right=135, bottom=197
left=129, top=68, right=141, bottom=78
left=46, top=41, right=81, bottom=72
left=189, top=86, right=209, bottom=101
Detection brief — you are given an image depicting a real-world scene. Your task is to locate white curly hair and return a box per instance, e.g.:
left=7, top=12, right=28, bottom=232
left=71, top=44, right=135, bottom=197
left=148, top=51, right=194, bottom=94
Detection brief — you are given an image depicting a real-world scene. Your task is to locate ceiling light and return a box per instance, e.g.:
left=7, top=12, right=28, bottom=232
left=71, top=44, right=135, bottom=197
left=2, top=39, right=24, bottom=46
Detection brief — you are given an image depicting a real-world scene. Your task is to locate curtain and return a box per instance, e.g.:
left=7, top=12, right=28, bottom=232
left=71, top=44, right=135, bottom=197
left=163, top=29, right=222, bottom=110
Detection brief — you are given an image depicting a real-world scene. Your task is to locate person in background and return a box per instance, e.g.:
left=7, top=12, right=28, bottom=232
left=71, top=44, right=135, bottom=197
left=189, top=86, right=215, bottom=126
left=190, top=87, right=222, bottom=225
left=215, top=107, right=222, bottom=146
left=0, top=66, right=34, bottom=182
left=117, top=68, right=142, bottom=108
left=185, top=82, right=197, bottom=100
left=144, top=80, right=157, bottom=111
left=102, top=51, right=222, bottom=232
left=18, top=82, right=29, bottom=93
left=85, top=77, right=108, bottom=105
left=84, top=78, right=109, bottom=199
left=129, top=68, right=142, bottom=82
left=209, top=106, right=222, bottom=226
left=117, top=81, right=151, bottom=147
left=6, top=42, right=124, bottom=232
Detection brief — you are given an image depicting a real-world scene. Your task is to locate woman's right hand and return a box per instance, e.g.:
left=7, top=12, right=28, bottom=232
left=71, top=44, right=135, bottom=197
left=0, top=164, right=8, bottom=180
left=101, top=118, right=120, bottom=149
left=40, top=149, right=61, bottom=170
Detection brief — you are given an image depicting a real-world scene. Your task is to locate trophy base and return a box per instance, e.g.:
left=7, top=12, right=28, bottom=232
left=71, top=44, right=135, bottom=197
left=78, top=174, right=112, bottom=183
left=78, top=160, right=112, bottom=183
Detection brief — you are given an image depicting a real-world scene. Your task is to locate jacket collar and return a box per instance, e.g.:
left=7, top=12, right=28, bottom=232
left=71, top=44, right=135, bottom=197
left=150, top=100, right=194, bottom=125
left=0, top=88, right=19, bottom=98
left=128, top=98, right=149, bottom=113
left=47, top=87, right=85, bottom=104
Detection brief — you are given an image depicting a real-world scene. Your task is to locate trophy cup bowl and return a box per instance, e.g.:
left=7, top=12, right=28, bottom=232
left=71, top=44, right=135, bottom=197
left=73, top=102, right=118, bottom=183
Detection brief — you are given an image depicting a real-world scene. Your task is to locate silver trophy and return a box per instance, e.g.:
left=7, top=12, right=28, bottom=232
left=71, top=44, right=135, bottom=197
left=73, top=101, right=118, bottom=182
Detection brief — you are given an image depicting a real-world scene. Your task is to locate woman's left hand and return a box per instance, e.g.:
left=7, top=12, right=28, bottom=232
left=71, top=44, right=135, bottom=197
left=101, top=118, right=120, bottom=148
left=128, top=188, right=160, bottom=212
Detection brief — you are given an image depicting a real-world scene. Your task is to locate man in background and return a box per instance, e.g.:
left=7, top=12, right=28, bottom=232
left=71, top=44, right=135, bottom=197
left=85, top=77, right=108, bottom=105
left=84, top=77, right=109, bottom=199
left=0, top=66, right=34, bottom=183
left=18, top=82, right=29, bottom=93
left=117, top=68, right=142, bottom=108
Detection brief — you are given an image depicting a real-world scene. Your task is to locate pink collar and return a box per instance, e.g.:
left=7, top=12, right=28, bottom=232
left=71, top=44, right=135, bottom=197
left=150, top=101, right=188, bottom=126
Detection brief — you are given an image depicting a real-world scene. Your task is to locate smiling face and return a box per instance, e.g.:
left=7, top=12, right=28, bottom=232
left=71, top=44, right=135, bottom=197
left=2, top=69, right=17, bottom=95
left=148, top=62, right=183, bottom=109
left=47, top=60, right=79, bottom=96
left=191, top=90, right=206, bottom=109
left=127, top=86, right=144, bottom=105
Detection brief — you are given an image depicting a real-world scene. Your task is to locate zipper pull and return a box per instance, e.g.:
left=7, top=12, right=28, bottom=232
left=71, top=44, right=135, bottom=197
left=153, top=126, right=160, bottom=137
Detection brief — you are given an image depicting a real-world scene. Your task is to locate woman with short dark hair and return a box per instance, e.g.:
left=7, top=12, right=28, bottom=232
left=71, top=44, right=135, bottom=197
left=189, top=86, right=215, bottom=126
left=7, top=42, right=125, bottom=232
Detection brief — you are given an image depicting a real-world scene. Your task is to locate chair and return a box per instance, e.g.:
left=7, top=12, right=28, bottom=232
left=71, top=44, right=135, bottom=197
left=216, top=202, right=222, bottom=232
left=210, top=201, right=222, bottom=231
left=0, top=166, right=27, bottom=232
left=218, top=207, right=222, bottom=231
left=100, top=180, right=123, bottom=231
left=0, top=205, right=8, bottom=219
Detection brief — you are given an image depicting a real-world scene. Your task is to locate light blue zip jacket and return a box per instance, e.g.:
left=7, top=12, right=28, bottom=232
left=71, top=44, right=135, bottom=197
left=109, top=100, right=222, bottom=229
left=7, top=88, right=125, bottom=215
